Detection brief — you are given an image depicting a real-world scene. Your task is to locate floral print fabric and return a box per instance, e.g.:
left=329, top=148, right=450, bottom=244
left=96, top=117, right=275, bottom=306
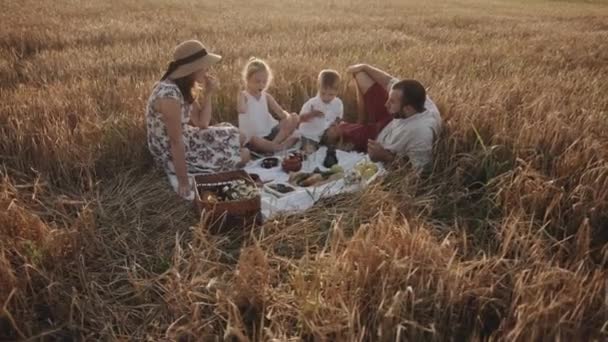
left=146, top=81, right=241, bottom=176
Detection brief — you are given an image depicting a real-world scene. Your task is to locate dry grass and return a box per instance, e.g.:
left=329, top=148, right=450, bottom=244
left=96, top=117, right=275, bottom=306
left=1, top=0, right=608, bottom=340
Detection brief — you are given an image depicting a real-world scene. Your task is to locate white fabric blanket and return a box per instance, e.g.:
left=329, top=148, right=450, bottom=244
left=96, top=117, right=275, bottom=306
left=168, top=147, right=384, bottom=219
left=245, top=147, right=383, bottom=218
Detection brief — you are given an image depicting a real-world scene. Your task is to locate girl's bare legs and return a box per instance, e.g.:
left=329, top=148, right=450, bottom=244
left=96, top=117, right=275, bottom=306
left=247, top=136, right=280, bottom=153
left=272, top=114, right=299, bottom=145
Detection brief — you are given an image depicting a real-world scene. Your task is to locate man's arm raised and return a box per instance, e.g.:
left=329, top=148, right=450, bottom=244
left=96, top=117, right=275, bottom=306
left=346, top=64, right=396, bottom=92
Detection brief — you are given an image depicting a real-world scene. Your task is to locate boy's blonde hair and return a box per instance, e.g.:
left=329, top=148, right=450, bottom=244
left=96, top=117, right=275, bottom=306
left=242, top=57, right=273, bottom=89
left=318, top=69, right=341, bottom=89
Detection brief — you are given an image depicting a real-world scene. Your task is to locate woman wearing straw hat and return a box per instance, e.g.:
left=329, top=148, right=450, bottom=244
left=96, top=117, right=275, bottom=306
left=146, top=40, right=250, bottom=198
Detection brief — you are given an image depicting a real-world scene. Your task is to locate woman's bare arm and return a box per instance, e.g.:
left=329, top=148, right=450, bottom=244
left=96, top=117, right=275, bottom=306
left=195, top=91, right=212, bottom=128
left=156, top=98, right=189, bottom=185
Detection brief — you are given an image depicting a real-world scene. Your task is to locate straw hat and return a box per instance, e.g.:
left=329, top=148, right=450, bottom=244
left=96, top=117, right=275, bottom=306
left=163, top=40, right=222, bottom=80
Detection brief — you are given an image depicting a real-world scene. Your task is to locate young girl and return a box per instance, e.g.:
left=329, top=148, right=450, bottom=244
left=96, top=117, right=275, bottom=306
left=237, top=58, right=299, bottom=153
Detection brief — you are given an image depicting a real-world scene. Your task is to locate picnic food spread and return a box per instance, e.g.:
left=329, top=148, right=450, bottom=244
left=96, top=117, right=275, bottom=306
left=323, top=146, right=338, bottom=168
left=190, top=146, right=384, bottom=220
left=198, top=179, right=258, bottom=203
left=267, top=183, right=295, bottom=194
left=261, top=157, right=279, bottom=169
left=281, top=155, right=303, bottom=172
left=354, top=161, right=378, bottom=180
left=288, top=165, right=345, bottom=187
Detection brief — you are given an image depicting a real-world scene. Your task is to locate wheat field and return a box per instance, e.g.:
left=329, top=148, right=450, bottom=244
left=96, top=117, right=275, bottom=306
left=1, top=0, right=608, bottom=340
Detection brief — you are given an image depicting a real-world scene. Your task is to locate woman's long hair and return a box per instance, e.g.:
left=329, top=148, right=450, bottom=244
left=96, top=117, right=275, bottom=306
left=172, top=73, right=197, bottom=104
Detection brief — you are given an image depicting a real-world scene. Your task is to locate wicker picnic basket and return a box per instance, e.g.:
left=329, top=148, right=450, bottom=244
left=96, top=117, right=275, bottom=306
left=193, top=170, right=261, bottom=222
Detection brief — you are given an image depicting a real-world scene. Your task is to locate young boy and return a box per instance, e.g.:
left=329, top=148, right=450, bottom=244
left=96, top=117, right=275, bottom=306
left=298, top=69, right=344, bottom=152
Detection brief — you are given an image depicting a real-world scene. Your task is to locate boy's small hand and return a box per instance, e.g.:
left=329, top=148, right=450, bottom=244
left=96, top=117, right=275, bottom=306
left=312, top=110, right=325, bottom=118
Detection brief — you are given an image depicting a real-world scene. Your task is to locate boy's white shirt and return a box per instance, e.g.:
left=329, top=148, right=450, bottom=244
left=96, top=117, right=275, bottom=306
left=298, top=95, right=343, bottom=142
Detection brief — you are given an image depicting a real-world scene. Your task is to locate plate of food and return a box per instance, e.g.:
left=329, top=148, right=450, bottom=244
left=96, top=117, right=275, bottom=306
left=260, top=157, right=280, bottom=169
left=264, top=182, right=297, bottom=198
left=287, top=164, right=345, bottom=187
left=344, top=160, right=381, bottom=185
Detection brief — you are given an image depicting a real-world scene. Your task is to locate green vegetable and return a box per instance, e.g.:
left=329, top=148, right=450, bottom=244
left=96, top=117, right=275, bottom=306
left=330, top=165, right=344, bottom=174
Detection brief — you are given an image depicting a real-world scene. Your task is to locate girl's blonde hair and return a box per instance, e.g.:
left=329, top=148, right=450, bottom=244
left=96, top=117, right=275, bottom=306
left=242, top=57, right=273, bottom=89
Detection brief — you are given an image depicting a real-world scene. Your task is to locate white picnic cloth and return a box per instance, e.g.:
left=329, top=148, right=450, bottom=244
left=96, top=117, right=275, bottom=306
left=168, top=147, right=384, bottom=219
left=244, top=147, right=384, bottom=218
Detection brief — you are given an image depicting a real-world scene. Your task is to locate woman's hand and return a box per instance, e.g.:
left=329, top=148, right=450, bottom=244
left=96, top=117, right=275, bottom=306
left=204, top=74, right=220, bottom=93
left=346, top=63, right=367, bottom=75
left=177, top=179, right=191, bottom=198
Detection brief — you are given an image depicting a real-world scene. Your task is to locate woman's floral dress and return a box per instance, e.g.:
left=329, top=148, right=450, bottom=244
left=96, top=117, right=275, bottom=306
left=146, top=81, right=241, bottom=178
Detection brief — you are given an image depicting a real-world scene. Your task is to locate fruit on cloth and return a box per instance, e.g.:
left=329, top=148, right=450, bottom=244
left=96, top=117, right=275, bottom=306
left=288, top=164, right=345, bottom=187
left=330, top=164, right=343, bottom=174
left=361, top=168, right=376, bottom=180
left=288, top=172, right=311, bottom=185
left=355, top=162, right=378, bottom=180
left=300, top=174, right=324, bottom=187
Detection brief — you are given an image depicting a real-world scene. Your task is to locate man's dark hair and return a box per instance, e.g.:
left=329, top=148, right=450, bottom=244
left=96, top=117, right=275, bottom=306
left=392, top=79, right=426, bottom=112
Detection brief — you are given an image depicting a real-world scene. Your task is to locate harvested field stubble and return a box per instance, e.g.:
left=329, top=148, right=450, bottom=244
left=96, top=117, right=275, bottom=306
left=1, top=0, right=607, bottom=340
